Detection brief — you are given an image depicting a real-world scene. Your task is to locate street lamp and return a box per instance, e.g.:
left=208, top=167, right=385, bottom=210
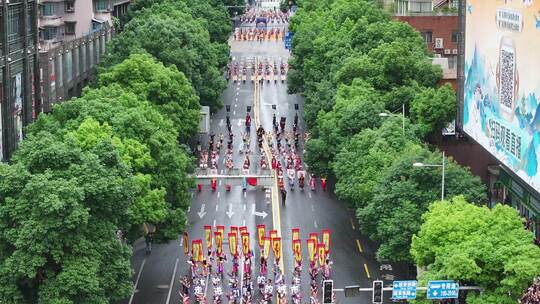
left=412, top=151, right=446, bottom=201
left=378, top=104, right=405, bottom=135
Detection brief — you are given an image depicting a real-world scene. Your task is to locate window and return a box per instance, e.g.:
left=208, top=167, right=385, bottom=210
left=66, top=51, right=73, bottom=82
left=448, top=56, right=456, bottom=69
left=95, top=0, right=107, bottom=11
left=421, top=31, right=433, bottom=44
left=451, top=30, right=459, bottom=43
left=41, top=3, right=55, bottom=16
left=42, top=27, right=57, bottom=40
left=65, top=22, right=76, bottom=35
left=65, top=0, right=75, bottom=12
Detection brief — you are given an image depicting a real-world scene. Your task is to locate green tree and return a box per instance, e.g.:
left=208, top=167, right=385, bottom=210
left=99, top=53, right=201, bottom=142
left=182, top=0, right=231, bottom=43
left=411, top=197, right=540, bottom=304
left=0, top=132, right=134, bottom=303
left=358, top=146, right=486, bottom=262
left=410, top=84, right=457, bottom=137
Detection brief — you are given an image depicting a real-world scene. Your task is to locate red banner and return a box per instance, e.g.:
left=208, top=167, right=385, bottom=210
left=241, top=232, right=250, bottom=256
left=214, top=231, right=223, bottom=255
left=293, top=239, right=302, bottom=263
left=217, top=225, right=225, bottom=237
left=292, top=228, right=300, bottom=242
left=322, top=229, right=331, bottom=254
left=257, top=224, right=266, bottom=247
left=229, top=232, right=238, bottom=257
left=182, top=232, right=189, bottom=255
left=272, top=237, right=282, bottom=260
left=230, top=226, right=238, bottom=239
left=239, top=226, right=248, bottom=235
left=318, top=243, right=326, bottom=266
left=204, top=225, right=212, bottom=251
left=307, top=239, right=316, bottom=262
left=309, top=232, right=318, bottom=244
left=270, top=230, right=278, bottom=240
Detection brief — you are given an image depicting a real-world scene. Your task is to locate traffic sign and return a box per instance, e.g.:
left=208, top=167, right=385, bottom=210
left=284, top=31, right=294, bottom=49
left=391, top=280, right=417, bottom=300
left=427, top=280, right=459, bottom=299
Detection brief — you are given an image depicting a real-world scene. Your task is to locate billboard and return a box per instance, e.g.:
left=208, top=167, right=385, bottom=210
left=463, top=0, right=540, bottom=192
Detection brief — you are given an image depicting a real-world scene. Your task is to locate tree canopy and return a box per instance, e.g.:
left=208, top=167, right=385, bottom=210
left=411, top=197, right=540, bottom=304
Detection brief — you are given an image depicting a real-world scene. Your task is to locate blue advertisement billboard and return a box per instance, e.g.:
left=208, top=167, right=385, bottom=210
left=463, top=0, right=540, bottom=192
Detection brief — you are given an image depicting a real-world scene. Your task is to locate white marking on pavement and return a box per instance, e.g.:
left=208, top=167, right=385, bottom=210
left=226, top=203, right=234, bottom=218
left=308, top=192, right=312, bottom=198
left=165, top=258, right=179, bottom=304
left=243, top=204, right=247, bottom=211
left=314, top=221, right=318, bottom=228
left=216, top=204, right=219, bottom=212
left=191, top=193, right=194, bottom=198
left=217, top=192, right=221, bottom=199
left=243, top=219, right=246, bottom=226
left=213, top=219, right=216, bottom=227
left=219, top=180, right=222, bottom=186
left=311, top=205, right=315, bottom=212
left=128, top=259, right=146, bottom=304
left=234, top=110, right=236, bottom=115
left=198, top=204, right=207, bottom=219
left=244, top=191, right=247, bottom=198
left=187, top=206, right=191, bottom=213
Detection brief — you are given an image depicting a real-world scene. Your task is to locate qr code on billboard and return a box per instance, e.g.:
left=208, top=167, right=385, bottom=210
left=500, top=49, right=515, bottom=109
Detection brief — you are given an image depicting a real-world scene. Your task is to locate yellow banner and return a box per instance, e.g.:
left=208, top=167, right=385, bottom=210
left=192, top=240, right=201, bottom=262
left=318, top=243, right=326, bottom=266
left=307, top=239, right=316, bottom=262
left=322, top=229, right=330, bottom=254
left=293, top=239, right=302, bottom=263
left=214, top=231, right=223, bottom=255
left=204, top=225, right=212, bottom=251
left=229, top=232, right=238, bottom=257
left=292, top=228, right=300, bottom=242
left=309, top=232, right=318, bottom=244
left=230, top=226, right=238, bottom=239
left=241, top=232, right=250, bottom=256
left=263, top=237, right=271, bottom=259
left=182, top=232, right=189, bottom=255
left=272, top=237, right=281, bottom=260
left=257, top=225, right=265, bottom=247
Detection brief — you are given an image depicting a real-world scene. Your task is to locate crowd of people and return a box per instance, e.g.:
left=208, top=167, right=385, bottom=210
left=521, top=277, right=540, bottom=304
left=226, top=57, right=288, bottom=84
left=239, top=8, right=289, bottom=24
left=233, top=27, right=285, bottom=42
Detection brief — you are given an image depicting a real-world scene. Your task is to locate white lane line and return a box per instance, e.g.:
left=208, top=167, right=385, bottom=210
left=219, top=180, right=222, bottom=186
left=243, top=219, right=246, bottom=226
left=165, top=258, right=179, bottom=304
left=213, top=219, right=217, bottom=227
left=187, top=206, right=191, bottom=213
left=191, top=193, right=194, bottom=198
left=216, top=204, right=219, bottom=212
left=311, top=205, right=315, bottom=212
left=243, top=191, right=247, bottom=198
left=128, top=258, right=146, bottom=304
left=308, top=192, right=312, bottom=198
left=217, top=192, right=221, bottom=199
left=234, top=110, right=236, bottom=115
left=314, top=221, right=318, bottom=228
left=243, top=204, right=247, bottom=211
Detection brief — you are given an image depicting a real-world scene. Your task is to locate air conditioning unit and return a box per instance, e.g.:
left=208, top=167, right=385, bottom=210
left=433, top=54, right=442, bottom=58
left=435, top=38, right=444, bottom=49
left=452, top=49, right=458, bottom=54
left=444, top=49, right=451, bottom=55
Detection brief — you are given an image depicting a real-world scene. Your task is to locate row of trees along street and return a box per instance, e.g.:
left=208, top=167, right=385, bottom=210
left=288, top=0, right=540, bottom=302
left=0, top=0, right=240, bottom=303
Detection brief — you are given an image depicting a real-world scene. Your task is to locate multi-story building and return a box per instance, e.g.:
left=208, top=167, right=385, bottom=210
left=38, top=0, right=131, bottom=52
left=1, top=0, right=40, bottom=161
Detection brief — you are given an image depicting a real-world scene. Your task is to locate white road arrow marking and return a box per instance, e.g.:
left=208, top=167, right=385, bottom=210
left=198, top=204, right=206, bottom=219
left=218, top=119, right=224, bottom=127
left=226, top=203, right=234, bottom=219
left=237, top=119, right=245, bottom=127
left=252, top=204, right=268, bottom=219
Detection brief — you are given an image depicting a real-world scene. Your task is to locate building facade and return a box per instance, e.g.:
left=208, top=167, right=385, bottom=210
left=38, top=0, right=130, bottom=52
left=1, top=0, right=40, bottom=160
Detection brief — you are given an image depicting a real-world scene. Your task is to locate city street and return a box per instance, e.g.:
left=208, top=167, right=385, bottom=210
left=124, top=16, right=402, bottom=304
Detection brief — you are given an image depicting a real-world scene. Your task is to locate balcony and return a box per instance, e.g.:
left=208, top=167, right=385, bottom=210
left=39, top=16, right=64, bottom=27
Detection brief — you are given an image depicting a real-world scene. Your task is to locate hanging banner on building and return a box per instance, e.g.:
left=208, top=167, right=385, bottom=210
left=183, top=232, right=189, bottom=255
left=204, top=225, right=213, bottom=251
left=318, top=243, right=326, bottom=266
left=263, top=236, right=271, bottom=259
left=322, top=229, right=331, bottom=254
left=257, top=224, right=266, bottom=247
left=214, top=231, right=223, bottom=255
left=463, top=0, right=540, bottom=192
left=293, top=239, right=302, bottom=263
left=241, top=232, right=250, bottom=256
left=229, top=232, right=238, bottom=257
left=307, top=239, right=316, bottom=262
left=292, top=228, right=300, bottom=242
left=272, top=237, right=281, bottom=260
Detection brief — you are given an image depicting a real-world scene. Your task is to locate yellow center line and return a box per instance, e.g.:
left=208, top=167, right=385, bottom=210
left=356, top=239, right=363, bottom=253
left=364, top=263, right=371, bottom=279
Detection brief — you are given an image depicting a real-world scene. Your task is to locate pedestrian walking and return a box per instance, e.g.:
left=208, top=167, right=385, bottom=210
left=281, top=189, right=287, bottom=205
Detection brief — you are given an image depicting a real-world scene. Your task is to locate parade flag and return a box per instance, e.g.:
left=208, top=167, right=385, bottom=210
left=239, top=226, right=248, bottom=234
left=322, top=229, right=331, bottom=254
left=214, top=231, right=223, bottom=255
left=263, top=236, right=271, bottom=259
left=198, top=240, right=204, bottom=262
left=318, top=243, right=326, bottom=266
left=293, top=239, right=302, bottom=263
left=241, top=232, right=250, bottom=256
left=229, top=232, right=238, bottom=257
left=192, top=240, right=202, bottom=262
left=309, top=232, right=318, bottom=244
left=182, top=232, right=189, bottom=255
left=270, top=229, right=278, bottom=240
left=272, top=237, right=282, bottom=260
left=257, top=224, right=266, bottom=247
left=292, top=228, right=300, bottom=242
left=307, top=239, right=316, bottom=262
left=217, top=225, right=225, bottom=236
left=204, top=225, right=212, bottom=251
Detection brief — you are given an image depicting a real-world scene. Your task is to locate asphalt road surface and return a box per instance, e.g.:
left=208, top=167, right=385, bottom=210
left=123, top=18, right=408, bottom=304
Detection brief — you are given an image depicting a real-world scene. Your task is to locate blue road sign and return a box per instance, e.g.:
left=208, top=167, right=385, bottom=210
left=427, top=280, right=459, bottom=299
left=391, top=280, right=417, bottom=300
left=284, top=32, right=294, bottom=49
